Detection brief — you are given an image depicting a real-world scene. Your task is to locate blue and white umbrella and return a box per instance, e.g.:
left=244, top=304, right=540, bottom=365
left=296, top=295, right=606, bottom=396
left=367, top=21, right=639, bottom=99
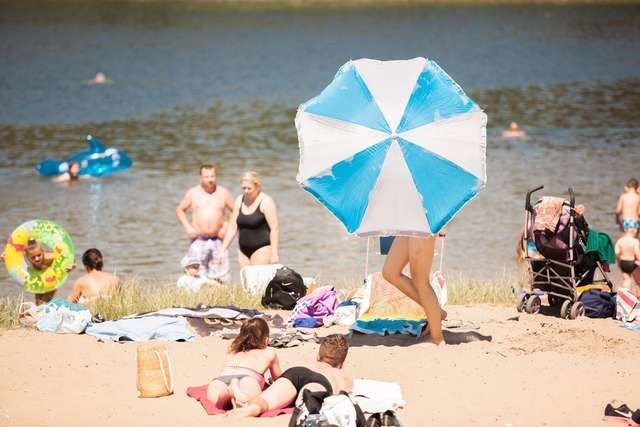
left=295, top=57, right=487, bottom=236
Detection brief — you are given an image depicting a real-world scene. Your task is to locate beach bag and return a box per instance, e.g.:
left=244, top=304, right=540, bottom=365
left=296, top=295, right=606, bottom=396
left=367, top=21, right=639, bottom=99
left=579, top=289, right=615, bottom=318
left=35, top=298, right=91, bottom=334
left=136, top=343, right=173, bottom=398
left=289, top=390, right=365, bottom=427
left=262, top=266, right=307, bottom=310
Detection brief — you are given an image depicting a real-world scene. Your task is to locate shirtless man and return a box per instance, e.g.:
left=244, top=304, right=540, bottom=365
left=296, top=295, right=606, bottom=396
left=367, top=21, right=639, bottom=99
left=68, top=248, right=120, bottom=304
left=615, top=178, right=640, bottom=232
left=176, top=164, right=234, bottom=283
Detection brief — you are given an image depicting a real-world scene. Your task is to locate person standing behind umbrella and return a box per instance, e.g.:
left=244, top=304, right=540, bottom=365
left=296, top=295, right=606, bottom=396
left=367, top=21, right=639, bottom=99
left=219, top=171, right=280, bottom=268
left=382, top=236, right=445, bottom=345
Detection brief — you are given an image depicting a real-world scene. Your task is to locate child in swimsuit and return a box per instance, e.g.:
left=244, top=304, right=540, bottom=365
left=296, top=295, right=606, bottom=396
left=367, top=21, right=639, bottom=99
left=206, top=317, right=281, bottom=409
left=615, top=228, right=640, bottom=293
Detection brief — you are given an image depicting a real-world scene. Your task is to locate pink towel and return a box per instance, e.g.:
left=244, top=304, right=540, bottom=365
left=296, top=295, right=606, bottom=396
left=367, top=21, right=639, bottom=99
left=186, top=384, right=294, bottom=417
left=533, top=196, right=565, bottom=233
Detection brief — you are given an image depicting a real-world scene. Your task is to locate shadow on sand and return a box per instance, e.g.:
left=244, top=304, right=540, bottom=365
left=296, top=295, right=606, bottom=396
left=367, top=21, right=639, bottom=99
left=348, top=328, right=492, bottom=347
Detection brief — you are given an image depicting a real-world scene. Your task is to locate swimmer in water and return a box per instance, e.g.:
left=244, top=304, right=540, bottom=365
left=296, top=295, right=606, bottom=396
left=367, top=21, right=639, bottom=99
left=502, top=121, right=526, bottom=138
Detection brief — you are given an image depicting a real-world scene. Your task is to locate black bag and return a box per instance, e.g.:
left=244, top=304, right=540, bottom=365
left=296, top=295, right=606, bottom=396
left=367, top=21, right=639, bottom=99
left=261, top=266, right=307, bottom=310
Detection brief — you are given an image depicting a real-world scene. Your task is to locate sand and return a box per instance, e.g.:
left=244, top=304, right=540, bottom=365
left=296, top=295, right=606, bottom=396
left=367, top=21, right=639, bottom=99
left=1, top=305, right=639, bottom=427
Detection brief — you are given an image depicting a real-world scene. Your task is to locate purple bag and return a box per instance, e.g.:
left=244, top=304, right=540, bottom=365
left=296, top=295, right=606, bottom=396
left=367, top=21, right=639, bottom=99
left=289, top=286, right=339, bottom=327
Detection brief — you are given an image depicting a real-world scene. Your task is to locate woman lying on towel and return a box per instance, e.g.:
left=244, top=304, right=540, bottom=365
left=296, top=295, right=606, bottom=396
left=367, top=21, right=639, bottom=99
left=229, top=334, right=352, bottom=418
left=207, top=317, right=281, bottom=408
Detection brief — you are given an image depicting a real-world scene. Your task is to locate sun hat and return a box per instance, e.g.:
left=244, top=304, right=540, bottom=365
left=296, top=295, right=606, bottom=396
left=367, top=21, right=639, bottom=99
left=181, top=255, right=201, bottom=269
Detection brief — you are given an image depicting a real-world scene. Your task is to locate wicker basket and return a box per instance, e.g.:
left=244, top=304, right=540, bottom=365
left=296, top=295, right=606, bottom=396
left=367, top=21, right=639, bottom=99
left=136, top=343, right=173, bottom=398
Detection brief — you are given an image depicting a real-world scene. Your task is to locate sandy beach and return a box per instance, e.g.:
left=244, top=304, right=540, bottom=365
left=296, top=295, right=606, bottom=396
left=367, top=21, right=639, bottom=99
left=1, top=304, right=639, bottom=427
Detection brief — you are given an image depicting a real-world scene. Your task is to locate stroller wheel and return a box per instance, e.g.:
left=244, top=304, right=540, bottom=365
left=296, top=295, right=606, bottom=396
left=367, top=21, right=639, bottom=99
left=525, top=295, right=541, bottom=314
left=569, top=301, right=585, bottom=319
left=560, top=300, right=571, bottom=319
left=516, top=293, right=527, bottom=312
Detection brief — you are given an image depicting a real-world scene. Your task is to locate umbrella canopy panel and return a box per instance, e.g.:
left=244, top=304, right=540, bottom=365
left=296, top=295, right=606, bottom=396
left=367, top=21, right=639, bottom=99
left=296, top=57, right=487, bottom=236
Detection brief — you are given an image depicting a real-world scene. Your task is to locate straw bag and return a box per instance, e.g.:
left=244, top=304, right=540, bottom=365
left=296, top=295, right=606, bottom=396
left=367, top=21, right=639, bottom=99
left=136, top=343, right=173, bottom=398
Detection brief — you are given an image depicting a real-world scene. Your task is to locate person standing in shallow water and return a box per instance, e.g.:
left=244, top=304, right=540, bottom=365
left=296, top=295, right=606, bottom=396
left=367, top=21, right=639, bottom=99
left=52, top=161, right=81, bottom=183
left=219, top=171, right=280, bottom=269
left=382, top=235, right=446, bottom=345
left=176, top=164, right=234, bottom=283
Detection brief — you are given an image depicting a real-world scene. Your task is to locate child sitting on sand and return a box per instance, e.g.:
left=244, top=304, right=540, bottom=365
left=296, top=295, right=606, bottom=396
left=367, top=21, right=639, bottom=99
left=615, top=228, right=640, bottom=294
left=176, top=255, right=207, bottom=293
left=207, top=317, right=281, bottom=409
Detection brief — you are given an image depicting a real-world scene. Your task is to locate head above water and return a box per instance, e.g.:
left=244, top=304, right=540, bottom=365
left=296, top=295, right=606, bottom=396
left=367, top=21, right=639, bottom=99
left=229, top=317, right=270, bottom=354
left=199, top=164, right=217, bottom=193
left=82, top=248, right=104, bottom=271
left=317, top=334, right=349, bottom=368
left=69, top=162, right=80, bottom=178
left=508, top=121, right=520, bottom=131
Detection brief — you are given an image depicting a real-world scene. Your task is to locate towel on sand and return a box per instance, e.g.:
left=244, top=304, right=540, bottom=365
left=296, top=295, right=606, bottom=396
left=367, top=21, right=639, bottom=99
left=351, top=272, right=426, bottom=336
left=186, top=384, right=294, bottom=416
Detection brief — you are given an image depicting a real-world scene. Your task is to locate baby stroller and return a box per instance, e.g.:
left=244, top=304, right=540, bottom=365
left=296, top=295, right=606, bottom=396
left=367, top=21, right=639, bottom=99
left=517, top=186, right=613, bottom=319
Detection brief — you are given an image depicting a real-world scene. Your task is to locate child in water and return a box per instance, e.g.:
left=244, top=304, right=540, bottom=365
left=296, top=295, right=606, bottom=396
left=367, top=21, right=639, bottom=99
left=207, top=317, right=281, bottom=409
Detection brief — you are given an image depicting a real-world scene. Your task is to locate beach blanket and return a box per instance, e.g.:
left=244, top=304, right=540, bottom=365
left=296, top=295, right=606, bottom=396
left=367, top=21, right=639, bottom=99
left=125, top=305, right=285, bottom=338
left=186, top=384, right=294, bottom=416
left=85, top=315, right=196, bottom=342
left=351, top=272, right=426, bottom=336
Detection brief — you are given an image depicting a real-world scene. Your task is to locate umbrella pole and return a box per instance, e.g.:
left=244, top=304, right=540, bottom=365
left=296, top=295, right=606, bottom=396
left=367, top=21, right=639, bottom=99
left=438, top=232, right=446, bottom=272
left=364, top=237, right=370, bottom=278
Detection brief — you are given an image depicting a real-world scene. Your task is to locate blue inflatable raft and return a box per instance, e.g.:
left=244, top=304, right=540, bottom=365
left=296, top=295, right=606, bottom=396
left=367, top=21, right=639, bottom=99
left=36, top=135, right=132, bottom=177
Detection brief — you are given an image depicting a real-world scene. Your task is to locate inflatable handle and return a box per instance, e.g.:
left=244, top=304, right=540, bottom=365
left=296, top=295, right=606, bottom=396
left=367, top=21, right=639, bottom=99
left=525, top=185, right=544, bottom=213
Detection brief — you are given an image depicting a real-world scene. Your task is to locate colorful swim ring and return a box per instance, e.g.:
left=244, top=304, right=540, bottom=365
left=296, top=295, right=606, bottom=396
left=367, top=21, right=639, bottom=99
left=3, top=220, right=75, bottom=294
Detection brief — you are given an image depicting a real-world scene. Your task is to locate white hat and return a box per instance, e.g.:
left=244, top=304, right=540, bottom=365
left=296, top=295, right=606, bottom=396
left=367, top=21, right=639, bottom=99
left=181, top=255, right=201, bottom=269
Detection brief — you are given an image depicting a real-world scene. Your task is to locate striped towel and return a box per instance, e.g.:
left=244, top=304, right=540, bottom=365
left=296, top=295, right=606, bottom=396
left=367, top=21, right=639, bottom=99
left=616, top=288, right=640, bottom=322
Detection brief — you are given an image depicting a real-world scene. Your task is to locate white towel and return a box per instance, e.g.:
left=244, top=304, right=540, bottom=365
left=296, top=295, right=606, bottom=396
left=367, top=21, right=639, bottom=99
left=351, top=378, right=406, bottom=413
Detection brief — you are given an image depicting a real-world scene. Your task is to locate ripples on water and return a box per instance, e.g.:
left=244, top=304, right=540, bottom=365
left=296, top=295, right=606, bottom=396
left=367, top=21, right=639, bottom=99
left=1, top=3, right=639, bottom=296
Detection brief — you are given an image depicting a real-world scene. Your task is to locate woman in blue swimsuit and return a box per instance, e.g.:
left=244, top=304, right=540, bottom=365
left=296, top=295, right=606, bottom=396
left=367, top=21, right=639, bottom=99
left=221, top=171, right=280, bottom=268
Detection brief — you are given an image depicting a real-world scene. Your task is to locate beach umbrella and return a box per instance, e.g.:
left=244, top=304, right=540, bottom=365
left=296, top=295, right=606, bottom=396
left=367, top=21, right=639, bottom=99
left=295, top=57, right=487, bottom=236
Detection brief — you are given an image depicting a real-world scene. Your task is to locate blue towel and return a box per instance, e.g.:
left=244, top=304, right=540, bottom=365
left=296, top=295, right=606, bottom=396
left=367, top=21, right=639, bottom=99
left=85, top=315, right=196, bottom=342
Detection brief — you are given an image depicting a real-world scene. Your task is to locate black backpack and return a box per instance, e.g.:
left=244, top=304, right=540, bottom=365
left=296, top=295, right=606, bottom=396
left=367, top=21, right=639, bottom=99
left=261, top=267, right=307, bottom=310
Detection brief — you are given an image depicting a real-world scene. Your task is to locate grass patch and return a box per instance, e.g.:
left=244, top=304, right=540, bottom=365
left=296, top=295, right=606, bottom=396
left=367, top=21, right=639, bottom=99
left=0, top=273, right=526, bottom=329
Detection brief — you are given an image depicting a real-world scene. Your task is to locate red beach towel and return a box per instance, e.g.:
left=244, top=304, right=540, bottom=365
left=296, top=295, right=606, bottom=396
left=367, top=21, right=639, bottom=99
left=186, top=384, right=294, bottom=417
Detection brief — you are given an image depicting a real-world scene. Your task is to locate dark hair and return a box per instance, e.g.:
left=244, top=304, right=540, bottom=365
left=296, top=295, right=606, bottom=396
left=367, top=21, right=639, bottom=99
left=626, top=178, right=639, bottom=189
left=229, top=317, right=269, bottom=354
left=318, top=334, right=349, bottom=368
left=199, top=164, right=216, bottom=175
left=82, top=248, right=103, bottom=271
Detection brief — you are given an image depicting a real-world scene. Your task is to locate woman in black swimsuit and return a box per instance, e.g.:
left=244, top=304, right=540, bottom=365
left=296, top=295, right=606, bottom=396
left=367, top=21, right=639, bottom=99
left=221, top=171, right=280, bottom=268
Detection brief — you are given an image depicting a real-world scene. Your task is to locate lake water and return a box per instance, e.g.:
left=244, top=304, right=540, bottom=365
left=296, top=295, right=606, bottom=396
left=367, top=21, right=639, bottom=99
left=1, top=2, right=639, bottom=297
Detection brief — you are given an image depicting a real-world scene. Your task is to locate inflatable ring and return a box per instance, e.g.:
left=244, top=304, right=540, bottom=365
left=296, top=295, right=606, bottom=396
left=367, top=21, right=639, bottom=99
left=3, top=220, right=75, bottom=294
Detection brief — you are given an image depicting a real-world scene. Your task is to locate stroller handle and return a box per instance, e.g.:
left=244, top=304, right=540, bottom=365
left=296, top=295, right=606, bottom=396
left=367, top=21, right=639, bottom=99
left=568, top=187, right=575, bottom=208
left=525, top=185, right=544, bottom=213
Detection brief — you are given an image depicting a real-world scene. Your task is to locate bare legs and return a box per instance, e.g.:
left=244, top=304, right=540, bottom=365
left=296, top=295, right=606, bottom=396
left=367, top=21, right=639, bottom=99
left=207, top=377, right=263, bottom=410
left=228, top=377, right=297, bottom=418
left=382, top=236, right=444, bottom=345
left=206, top=380, right=233, bottom=409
